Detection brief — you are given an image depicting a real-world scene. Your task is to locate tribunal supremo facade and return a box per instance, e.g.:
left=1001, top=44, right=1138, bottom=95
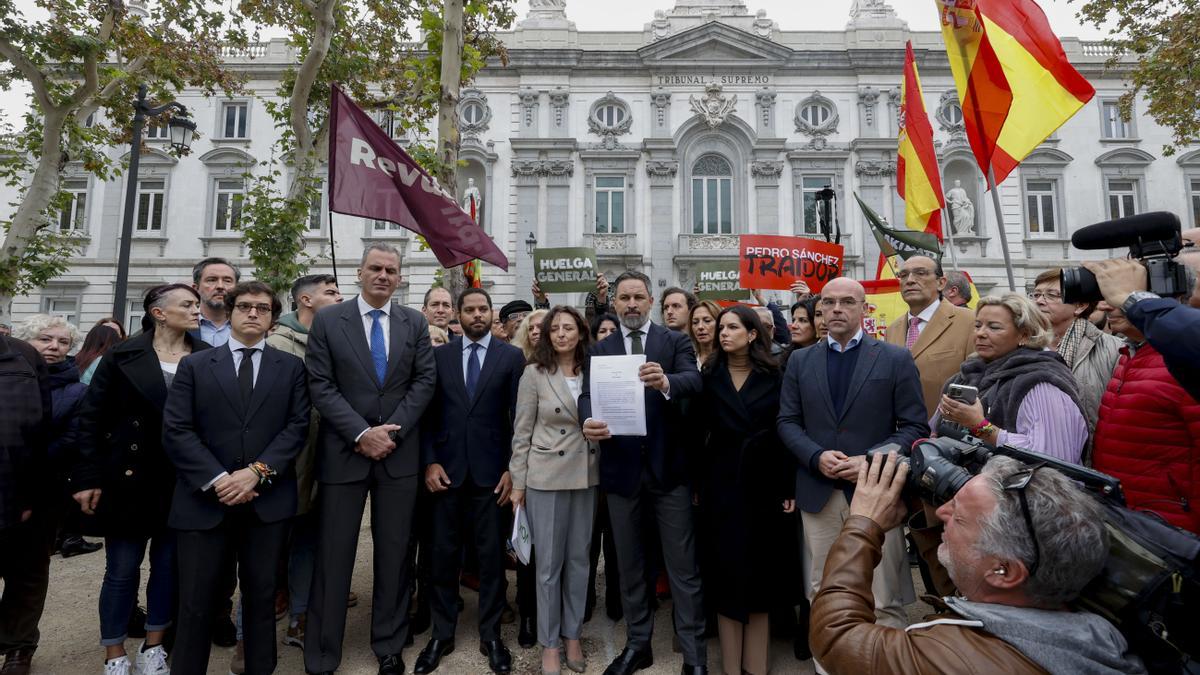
left=8, top=0, right=1200, bottom=330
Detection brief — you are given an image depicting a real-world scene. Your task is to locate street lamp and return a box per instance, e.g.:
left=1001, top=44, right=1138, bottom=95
left=112, top=84, right=196, bottom=324
left=816, top=185, right=840, bottom=246
left=525, top=232, right=538, bottom=255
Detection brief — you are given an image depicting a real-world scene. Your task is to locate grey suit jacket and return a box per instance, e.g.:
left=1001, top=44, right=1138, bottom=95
left=305, top=297, right=436, bottom=484
left=509, top=364, right=598, bottom=492
left=776, top=334, right=929, bottom=513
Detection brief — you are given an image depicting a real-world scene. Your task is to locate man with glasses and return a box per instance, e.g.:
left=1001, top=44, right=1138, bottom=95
left=884, top=256, right=976, bottom=419
left=778, top=277, right=928, bottom=670
left=162, top=281, right=311, bottom=675
left=810, top=451, right=1143, bottom=674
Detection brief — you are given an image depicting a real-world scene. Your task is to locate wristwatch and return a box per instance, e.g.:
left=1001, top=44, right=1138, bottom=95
left=1121, top=291, right=1159, bottom=315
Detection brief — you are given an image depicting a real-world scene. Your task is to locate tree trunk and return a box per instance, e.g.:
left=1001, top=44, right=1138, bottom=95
left=0, top=108, right=68, bottom=323
left=286, top=0, right=337, bottom=209
left=437, top=0, right=466, bottom=299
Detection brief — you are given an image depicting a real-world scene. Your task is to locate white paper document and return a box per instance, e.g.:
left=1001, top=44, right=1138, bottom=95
left=589, top=354, right=647, bottom=437
left=510, top=504, right=532, bottom=565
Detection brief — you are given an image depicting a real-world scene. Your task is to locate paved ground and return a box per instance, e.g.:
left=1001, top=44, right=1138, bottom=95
left=25, top=509, right=929, bottom=674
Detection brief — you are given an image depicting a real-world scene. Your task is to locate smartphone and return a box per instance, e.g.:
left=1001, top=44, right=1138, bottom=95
left=947, top=383, right=979, bottom=405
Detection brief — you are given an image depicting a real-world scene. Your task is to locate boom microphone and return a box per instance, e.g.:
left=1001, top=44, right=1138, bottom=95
left=1070, top=211, right=1182, bottom=251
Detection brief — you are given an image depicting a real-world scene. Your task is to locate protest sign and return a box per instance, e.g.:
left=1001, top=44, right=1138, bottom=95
left=694, top=260, right=747, bottom=301
left=533, top=247, right=598, bottom=293
left=739, top=235, right=844, bottom=293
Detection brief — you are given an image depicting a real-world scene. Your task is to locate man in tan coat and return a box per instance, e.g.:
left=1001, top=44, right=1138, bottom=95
left=884, top=256, right=976, bottom=420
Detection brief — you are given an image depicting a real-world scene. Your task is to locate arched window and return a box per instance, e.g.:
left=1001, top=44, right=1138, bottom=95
left=692, top=154, right=733, bottom=234
left=462, top=102, right=486, bottom=126
left=799, top=102, right=832, bottom=129
left=946, top=101, right=964, bottom=126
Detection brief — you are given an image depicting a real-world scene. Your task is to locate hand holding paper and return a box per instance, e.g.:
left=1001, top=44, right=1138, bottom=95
left=589, top=354, right=648, bottom=437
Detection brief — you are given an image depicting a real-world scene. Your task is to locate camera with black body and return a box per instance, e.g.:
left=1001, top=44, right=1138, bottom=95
left=868, top=432, right=1200, bottom=673
left=1059, top=211, right=1191, bottom=304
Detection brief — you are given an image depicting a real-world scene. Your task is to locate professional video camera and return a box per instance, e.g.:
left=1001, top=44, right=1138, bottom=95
left=869, top=434, right=1200, bottom=674
left=1059, top=211, right=1191, bottom=304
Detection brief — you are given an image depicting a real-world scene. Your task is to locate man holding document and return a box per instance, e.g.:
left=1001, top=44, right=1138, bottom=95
left=579, top=271, right=708, bottom=675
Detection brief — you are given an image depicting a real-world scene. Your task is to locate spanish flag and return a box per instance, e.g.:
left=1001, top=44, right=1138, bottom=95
left=897, top=41, right=945, bottom=241
left=937, top=0, right=1095, bottom=186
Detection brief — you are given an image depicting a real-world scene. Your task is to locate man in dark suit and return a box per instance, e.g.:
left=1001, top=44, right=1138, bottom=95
left=777, top=277, right=928, bottom=652
left=414, top=288, right=524, bottom=674
left=579, top=271, right=707, bottom=675
left=163, top=281, right=311, bottom=675
left=303, top=243, right=437, bottom=675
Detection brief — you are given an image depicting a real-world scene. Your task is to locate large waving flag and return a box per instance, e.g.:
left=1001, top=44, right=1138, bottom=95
left=328, top=84, right=509, bottom=271
left=937, top=0, right=1095, bottom=186
left=897, top=41, right=945, bottom=241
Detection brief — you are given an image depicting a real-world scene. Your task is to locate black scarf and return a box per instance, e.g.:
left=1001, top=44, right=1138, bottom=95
left=944, top=347, right=1086, bottom=432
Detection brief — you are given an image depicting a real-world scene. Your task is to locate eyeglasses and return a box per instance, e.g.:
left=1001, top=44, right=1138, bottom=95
left=1029, top=291, right=1063, bottom=302
left=1002, top=463, right=1045, bottom=577
left=819, top=297, right=862, bottom=309
left=234, top=302, right=273, bottom=315
left=897, top=269, right=935, bottom=280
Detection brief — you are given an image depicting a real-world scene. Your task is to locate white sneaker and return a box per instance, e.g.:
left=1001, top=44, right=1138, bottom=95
left=135, top=643, right=170, bottom=675
left=104, top=655, right=133, bottom=675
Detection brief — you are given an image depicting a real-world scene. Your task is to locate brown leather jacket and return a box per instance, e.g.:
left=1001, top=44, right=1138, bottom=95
left=810, top=516, right=1047, bottom=675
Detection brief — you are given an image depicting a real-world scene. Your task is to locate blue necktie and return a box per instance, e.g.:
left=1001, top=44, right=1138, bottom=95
left=466, top=342, right=481, bottom=399
left=369, top=309, right=387, bottom=384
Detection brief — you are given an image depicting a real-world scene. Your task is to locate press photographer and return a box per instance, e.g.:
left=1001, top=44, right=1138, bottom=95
left=809, top=452, right=1145, bottom=675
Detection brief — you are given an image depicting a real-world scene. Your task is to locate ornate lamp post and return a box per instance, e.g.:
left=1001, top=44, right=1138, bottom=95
left=112, top=84, right=197, bottom=323
left=525, top=232, right=538, bottom=255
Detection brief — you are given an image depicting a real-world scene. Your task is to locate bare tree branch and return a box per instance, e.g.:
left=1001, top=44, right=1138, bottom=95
left=0, top=37, right=56, bottom=112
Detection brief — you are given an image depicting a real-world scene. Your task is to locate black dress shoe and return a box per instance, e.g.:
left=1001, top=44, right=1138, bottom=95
left=602, top=647, right=653, bottom=675
left=679, top=665, right=708, bottom=675
left=379, top=653, right=405, bottom=675
left=60, top=535, right=102, bottom=558
left=479, top=640, right=511, bottom=674
left=517, top=616, right=536, bottom=648
left=413, top=638, right=455, bottom=674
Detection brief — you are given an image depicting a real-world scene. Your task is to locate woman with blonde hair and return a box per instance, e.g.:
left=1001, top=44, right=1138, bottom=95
left=937, top=293, right=1089, bottom=463
left=428, top=324, right=449, bottom=347
left=512, top=308, right=548, bottom=360
left=687, top=300, right=722, bottom=369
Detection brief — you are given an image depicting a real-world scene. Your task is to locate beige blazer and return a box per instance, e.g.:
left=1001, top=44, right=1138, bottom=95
left=509, top=364, right=599, bottom=491
left=885, top=300, right=977, bottom=419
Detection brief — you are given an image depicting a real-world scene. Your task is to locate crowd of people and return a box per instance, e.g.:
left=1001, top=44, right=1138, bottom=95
left=2, top=238, right=1199, bottom=675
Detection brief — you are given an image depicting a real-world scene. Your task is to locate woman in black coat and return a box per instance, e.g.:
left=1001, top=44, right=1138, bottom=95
left=72, top=284, right=209, bottom=674
left=689, top=305, right=793, bottom=675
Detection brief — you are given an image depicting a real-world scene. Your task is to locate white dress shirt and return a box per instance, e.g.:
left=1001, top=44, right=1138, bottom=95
left=462, top=332, right=492, bottom=382
left=827, top=328, right=865, bottom=353
left=203, top=336, right=268, bottom=491
left=357, top=295, right=391, bottom=359
left=905, top=299, right=941, bottom=340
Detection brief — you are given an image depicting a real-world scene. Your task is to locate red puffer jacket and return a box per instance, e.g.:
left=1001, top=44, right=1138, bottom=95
left=1093, top=342, right=1200, bottom=533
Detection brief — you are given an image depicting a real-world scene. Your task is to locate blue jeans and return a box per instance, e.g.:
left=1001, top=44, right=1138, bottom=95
left=99, top=534, right=176, bottom=646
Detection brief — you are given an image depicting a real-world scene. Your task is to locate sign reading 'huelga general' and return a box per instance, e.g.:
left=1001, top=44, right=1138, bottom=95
left=694, top=260, right=747, bottom=301
left=533, top=247, right=598, bottom=293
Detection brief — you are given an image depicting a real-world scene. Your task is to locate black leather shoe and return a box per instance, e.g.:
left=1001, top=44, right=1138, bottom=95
left=517, top=616, right=536, bottom=648
left=60, top=535, right=102, bottom=558
left=413, top=639, right=455, bottom=674
left=679, top=665, right=708, bottom=675
left=479, top=640, right=512, bottom=674
left=378, top=653, right=405, bottom=675
left=602, top=648, right=653, bottom=675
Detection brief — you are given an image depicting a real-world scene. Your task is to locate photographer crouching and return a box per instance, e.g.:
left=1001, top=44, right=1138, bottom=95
left=809, top=451, right=1146, bottom=674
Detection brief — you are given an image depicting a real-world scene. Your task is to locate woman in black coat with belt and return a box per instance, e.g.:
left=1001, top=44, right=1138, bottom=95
left=689, top=305, right=793, bottom=675
left=72, top=284, right=210, bottom=675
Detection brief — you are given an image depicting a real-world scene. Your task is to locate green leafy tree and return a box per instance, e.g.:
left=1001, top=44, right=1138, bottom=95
left=234, top=0, right=514, bottom=296
left=1073, top=0, right=1200, bottom=155
left=0, top=0, right=243, bottom=321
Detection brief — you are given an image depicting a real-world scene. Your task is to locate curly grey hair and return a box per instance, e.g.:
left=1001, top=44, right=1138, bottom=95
left=975, top=293, right=1053, bottom=349
left=975, top=456, right=1109, bottom=607
left=12, top=313, right=81, bottom=350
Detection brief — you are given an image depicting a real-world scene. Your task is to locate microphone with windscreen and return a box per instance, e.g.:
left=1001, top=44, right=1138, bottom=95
left=1061, top=212, right=1188, bottom=304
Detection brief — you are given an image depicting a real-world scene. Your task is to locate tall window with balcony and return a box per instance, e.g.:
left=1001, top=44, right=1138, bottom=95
left=1107, top=179, right=1138, bottom=219
left=800, top=176, right=833, bottom=235
left=221, top=102, right=249, bottom=139
left=595, top=177, right=625, bottom=234
left=58, top=179, right=88, bottom=232
left=213, top=178, right=245, bottom=232
left=692, top=154, right=732, bottom=235
left=135, top=179, right=165, bottom=232
left=1025, top=180, right=1059, bottom=237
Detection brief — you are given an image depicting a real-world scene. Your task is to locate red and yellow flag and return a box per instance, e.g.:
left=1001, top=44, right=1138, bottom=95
left=937, top=0, right=1094, bottom=186
left=897, top=41, right=945, bottom=241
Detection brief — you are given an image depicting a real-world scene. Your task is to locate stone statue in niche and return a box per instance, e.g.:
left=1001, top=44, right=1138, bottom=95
left=945, top=179, right=976, bottom=235
left=461, top=178, right=482, bottom=218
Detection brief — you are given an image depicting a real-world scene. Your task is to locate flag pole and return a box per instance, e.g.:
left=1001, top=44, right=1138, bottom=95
left=941, top=208, right=960, bottom=271
left=986, top=167, right=1016, bottom=291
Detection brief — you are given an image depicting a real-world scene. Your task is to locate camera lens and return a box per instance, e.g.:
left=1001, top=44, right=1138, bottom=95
left=1060, top=267, right=1101, bottom=305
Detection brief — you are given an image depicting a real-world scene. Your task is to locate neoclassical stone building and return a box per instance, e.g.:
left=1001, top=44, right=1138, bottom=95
left=9, top=0, right=1199, bottom=329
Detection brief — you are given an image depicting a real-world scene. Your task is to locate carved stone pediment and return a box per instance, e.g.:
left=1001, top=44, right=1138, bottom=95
left=690, top=84, right=738, bottom=130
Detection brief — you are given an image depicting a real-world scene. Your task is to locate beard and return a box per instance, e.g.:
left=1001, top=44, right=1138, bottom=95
left=620, top=311, right=645, bottom=330
left=463, top=321, right=490, bottom=341
left=203, top=295, right=225, bottom=311
left=937, top=543, right=970, bottom=591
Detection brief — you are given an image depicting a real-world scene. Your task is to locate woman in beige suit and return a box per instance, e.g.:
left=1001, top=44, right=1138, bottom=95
left=510, top=306, right=598, bottom=675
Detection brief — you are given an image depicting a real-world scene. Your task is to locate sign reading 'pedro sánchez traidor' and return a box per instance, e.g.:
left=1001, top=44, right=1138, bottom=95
left=533, top=247, right=598, bottom=293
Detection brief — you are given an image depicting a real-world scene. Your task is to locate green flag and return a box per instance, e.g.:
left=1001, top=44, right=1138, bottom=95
left=855, top=193, right=941, bottom=260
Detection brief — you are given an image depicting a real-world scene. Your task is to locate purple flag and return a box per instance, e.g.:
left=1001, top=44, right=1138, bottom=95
left=328, top=84, right=509, bottom=271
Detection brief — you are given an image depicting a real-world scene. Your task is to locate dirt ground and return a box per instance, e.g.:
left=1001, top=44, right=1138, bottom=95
left=25, top=511, right=929, bottom=675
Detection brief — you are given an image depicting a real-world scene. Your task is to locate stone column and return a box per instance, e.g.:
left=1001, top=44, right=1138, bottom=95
left=512, top=159, right=541, bottom=298
left=857, top=85, right=881, bottom=138
left=646, top=159, right=678, bottom=285
left=751, top=160, right=783, bottom=234
left=549, top=87, right=570, bottom=139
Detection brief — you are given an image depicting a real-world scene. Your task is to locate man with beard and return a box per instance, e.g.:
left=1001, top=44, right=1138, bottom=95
left=415, top=288, right=525, bottom=674
left=191, top=258, right=240, bottom=348
left=422, top=287, right=454, bottom=332
left=579, top=271, right=707, bottom=675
